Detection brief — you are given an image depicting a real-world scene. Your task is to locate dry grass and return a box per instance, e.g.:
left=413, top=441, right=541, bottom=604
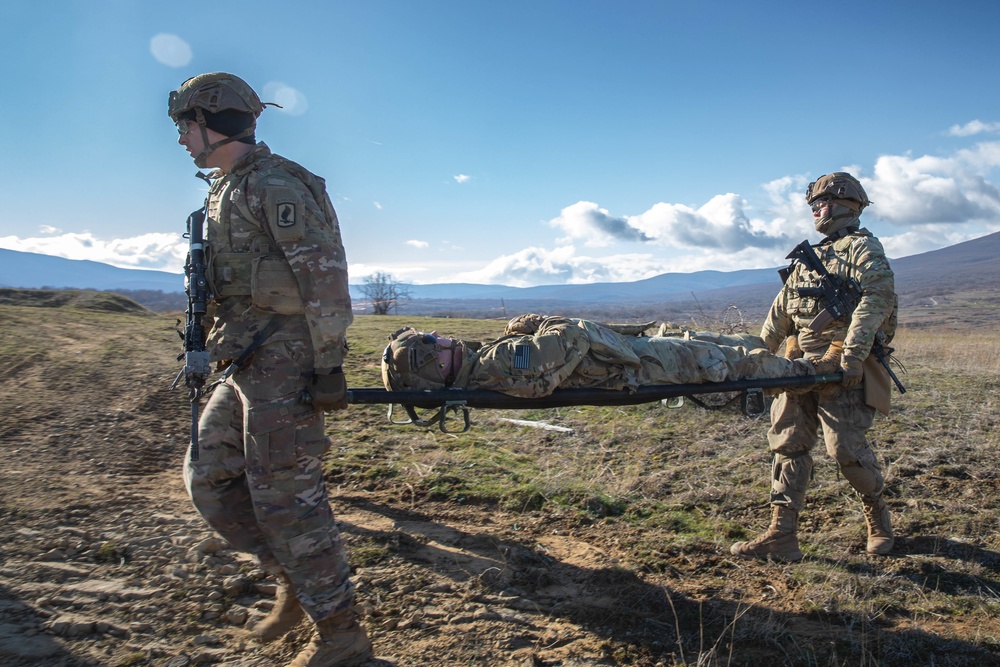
left=4, top=294, right=998, bottom=666
left=332, top=314, right=1000, bottom=665
left=892, top=327, right=1000, bottom=375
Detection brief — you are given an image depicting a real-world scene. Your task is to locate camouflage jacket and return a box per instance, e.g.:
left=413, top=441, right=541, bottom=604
left=203, top=143, right=352, bottom=372
left=760, top=228, right=896, bottom=360
left=453, top=317, right=807, bottom=398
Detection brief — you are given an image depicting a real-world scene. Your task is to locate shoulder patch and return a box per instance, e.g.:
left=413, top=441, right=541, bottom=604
left=277, top=202, right=297, bottom=228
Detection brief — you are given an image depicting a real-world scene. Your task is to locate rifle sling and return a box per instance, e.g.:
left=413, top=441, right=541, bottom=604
left=205, top=317, right=285, bottom=393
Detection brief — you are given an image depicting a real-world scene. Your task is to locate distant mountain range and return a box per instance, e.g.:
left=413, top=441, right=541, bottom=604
left=0, top=247, right=780, bottom=303
left=3, top=230, right=999, bottom=318
left=0, top=249, right=186, bottom=293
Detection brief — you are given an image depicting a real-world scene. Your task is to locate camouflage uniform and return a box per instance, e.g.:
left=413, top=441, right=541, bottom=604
left=183, top=143, right=355, bottom=622
left=731, top=171, right=897, bottom=561
left=759, top=227, right=895, bottom=510
left=383, top=316, right=817, bottom=397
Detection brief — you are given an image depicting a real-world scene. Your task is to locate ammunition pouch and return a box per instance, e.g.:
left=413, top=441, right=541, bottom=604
left=208, top=248, right=305, bottom=315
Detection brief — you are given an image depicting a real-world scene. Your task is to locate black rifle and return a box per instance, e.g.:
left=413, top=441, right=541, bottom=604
left=170, top=174, right=213, bottom=460
left=783, top=239, right=906, bottom=393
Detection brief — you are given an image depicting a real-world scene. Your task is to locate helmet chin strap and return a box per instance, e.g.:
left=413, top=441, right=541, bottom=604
left=191, top=108, right=255, bottom=169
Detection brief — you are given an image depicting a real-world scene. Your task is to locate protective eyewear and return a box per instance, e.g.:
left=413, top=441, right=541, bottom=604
left=176, top=118, right=193, bottom=136
left=810, top=198, right=831, bottom=212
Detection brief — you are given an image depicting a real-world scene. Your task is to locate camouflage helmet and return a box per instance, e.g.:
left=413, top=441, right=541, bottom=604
left=806, top=172, right=870, bottom=211
left=168, top=72, right=264, bottom=123
left=381, top=327, right=455, bottom=391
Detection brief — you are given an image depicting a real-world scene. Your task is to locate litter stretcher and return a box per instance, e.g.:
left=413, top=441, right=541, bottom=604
left=346, top=372, right=844, bottom=433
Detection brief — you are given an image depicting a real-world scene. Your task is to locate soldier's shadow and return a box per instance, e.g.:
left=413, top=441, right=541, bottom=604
left=337, top=497, right=1000, bottom=666
left=821, top=535, right=1000, bottom=598
left=0, top=583, right=104, bottom=667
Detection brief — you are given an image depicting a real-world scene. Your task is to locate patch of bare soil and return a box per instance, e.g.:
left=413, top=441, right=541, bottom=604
left=2, top=299, right=1000, bottom=667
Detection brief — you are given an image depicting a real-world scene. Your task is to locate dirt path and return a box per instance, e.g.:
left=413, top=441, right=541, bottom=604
left=4, top=300, right=1000, bottom=666
left=0, top=304, right=675, bottom=667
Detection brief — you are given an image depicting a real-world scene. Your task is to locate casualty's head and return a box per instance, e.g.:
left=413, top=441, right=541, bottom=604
left=381, top=327, right=466, bottom=391
left=806, top=171, right=870, bottom=237
left=169, top=72, right=265, bottom=168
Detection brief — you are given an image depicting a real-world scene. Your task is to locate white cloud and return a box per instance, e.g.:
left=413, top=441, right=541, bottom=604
left=455, top=246, right=669, bottom=287
left=629, top=194, right=789, bottom=252
left=150, top=34, right=192, bottom=68
left=549, top=197, right=789, bottom=252
left=406, top=240, right=429, bottom=249
left=947, top=120, right=1000, bottom=137
left=0, top=232, right=186, bottom=272
left=864, top=143, right=1000, bottom=226
left=549, top=201, right=650, bottom=247
left=454, top=174, right=470, bottom=184
left=453, top=136, right=1000, bottom=285
left=451, top=243, right=793, bottom=287
left=374, top=202, right=383, bottom=210
left=262, top=82, right=309, bottom=116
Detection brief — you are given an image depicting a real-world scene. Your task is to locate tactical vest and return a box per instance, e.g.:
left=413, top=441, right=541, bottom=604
left=785, top=230, right=897, bottom=344
left=205, top=152, right=334, bottom=315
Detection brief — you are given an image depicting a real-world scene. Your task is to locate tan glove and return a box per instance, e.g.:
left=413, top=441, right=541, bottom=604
left=305, top=369, right=348, bottom=412
left=840, top=354, right=864, bottom=388
left=784, top=336, right=803, bottom=360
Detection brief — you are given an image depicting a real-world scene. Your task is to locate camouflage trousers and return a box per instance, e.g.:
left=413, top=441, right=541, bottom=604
left=183, top=339, right=354, bottom=621
left=766, top=384, right=885, bottom=510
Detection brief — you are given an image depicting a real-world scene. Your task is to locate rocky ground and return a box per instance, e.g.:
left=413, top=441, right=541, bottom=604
left=0, top=299, right=690, bottom=667
left=3, top=295, right=1000, bottom=666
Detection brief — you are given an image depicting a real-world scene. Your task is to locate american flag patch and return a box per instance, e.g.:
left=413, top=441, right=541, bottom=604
left=513, top=345, right=531, bottom=370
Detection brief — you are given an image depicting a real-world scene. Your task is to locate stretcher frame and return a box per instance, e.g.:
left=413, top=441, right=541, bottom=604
left=346, top=373, right=844, bottom=433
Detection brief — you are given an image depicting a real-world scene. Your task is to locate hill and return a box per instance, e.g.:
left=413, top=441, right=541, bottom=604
left=0, top=288, right=151, bottom=315
left=0, top=248, right=184, bottom=293
left=2, top=231, right=999, bottom=325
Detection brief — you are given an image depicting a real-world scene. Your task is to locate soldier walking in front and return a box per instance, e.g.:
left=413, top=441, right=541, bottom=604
left=168, top=72, right=373, bottom=666
left=730, top=172, right=899, bottom=561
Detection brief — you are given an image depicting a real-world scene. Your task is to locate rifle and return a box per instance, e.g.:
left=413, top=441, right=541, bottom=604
left=783, top=239, right=906, bottom=394
left=346, top=373, right=844, bottom=433
left=170, top=173, right=213, bottom=461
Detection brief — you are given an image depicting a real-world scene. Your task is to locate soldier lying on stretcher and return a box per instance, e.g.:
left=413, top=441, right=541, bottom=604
left=381, top=314, right=842, bottom=398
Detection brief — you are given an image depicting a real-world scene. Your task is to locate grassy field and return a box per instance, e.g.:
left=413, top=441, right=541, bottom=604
left=3, top=295, right=999, bottom=666
left=330, top=315, right=1000, bottom=664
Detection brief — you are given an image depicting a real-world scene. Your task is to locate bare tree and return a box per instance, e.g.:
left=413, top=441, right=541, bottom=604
left=359, top=271, right=412, bottom=315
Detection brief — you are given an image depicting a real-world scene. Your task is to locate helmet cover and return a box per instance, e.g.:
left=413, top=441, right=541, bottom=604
left=168, top=72, right=264, bottom=122
left=805, top=172, right=870, bottom=211
left=381, top=328, right=457, bottom=391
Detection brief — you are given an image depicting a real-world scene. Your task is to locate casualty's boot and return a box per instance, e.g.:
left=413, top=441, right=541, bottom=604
left=730, top=505, right=803, bottom=562
left=287, top=607, right=373, bottom=667
left=861, top=495, right=894, bottom=555
left=254, top=573, right=305, bottom=642
left=811, top=340, right=844, bottom=376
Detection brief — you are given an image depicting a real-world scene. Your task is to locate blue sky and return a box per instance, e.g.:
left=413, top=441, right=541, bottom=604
left=2, top=1, right=1000, bottom=286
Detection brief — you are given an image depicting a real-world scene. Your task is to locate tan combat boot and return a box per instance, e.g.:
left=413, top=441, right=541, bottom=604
left=861, top=495, right=894, bottom=555
left=730, top=506, right=803, bottom=562
left=287, top=607, right=373, bottom=667
left=254, top=573, right=305, bottom=642
left=811, top=340, right=844, bottom=376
